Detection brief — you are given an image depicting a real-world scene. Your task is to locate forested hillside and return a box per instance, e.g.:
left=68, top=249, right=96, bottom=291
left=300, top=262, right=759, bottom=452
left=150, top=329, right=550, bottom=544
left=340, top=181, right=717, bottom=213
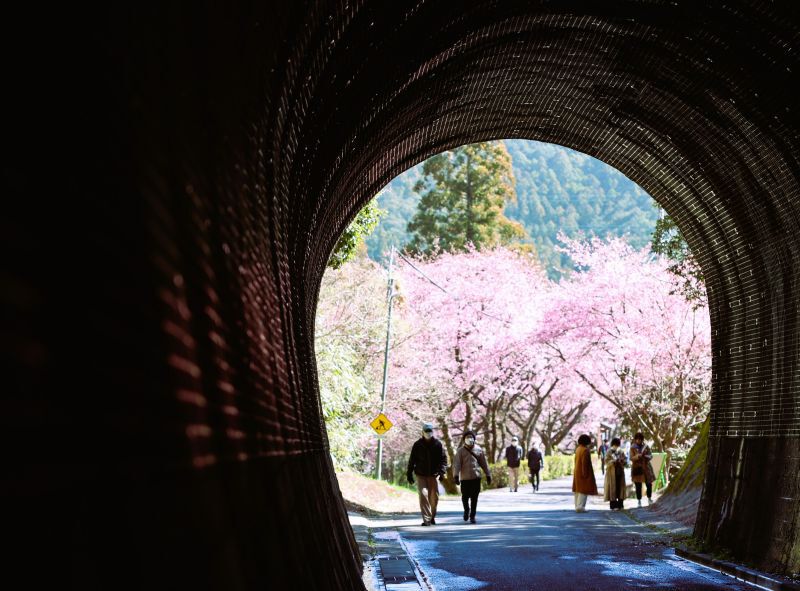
left=365, top=165, right=422, bottom=262
left=365, top=140, right=659, bottom=275
left=504, top=140, right=658, bottom=276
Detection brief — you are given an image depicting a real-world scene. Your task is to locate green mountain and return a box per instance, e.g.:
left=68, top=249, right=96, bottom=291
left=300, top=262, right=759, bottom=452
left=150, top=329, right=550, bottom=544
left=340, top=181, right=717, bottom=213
left=365, top=165, right=422, bottom=263
left=503, top=140, right=658, bottom=276
left=365, top=140, right=659, bottom=276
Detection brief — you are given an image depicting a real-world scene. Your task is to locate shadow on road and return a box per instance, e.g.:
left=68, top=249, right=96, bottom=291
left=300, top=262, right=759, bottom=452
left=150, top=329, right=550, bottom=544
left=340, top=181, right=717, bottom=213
left=374, top=479, right=753, bottom=590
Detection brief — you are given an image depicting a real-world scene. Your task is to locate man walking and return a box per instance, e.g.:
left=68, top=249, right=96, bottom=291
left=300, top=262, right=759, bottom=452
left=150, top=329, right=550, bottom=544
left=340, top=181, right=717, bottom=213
left=527, top=444, right=544, bottom=492
left=407, top=422, right=448, bottom=526
left=504, top=436, right=523, bottom=492
left=598, top=438, right=609, bottom=474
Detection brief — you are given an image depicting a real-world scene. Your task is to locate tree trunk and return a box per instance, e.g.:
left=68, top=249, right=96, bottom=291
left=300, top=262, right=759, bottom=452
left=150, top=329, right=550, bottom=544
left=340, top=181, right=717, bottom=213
left=463, top=392, right=473, bottom=433
left=490, top=401, right=499, bottom=462
left=438, top=418, right=459, bottom=494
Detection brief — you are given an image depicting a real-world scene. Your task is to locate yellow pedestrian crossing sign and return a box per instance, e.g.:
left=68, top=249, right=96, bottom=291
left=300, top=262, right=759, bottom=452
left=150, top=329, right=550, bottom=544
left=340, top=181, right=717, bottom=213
left=370, top=413, right=393, bottom=436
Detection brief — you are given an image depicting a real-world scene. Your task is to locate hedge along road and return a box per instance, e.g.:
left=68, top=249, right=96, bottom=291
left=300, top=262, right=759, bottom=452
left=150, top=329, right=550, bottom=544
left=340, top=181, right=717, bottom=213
left=392, top=476, right=751, bottom=591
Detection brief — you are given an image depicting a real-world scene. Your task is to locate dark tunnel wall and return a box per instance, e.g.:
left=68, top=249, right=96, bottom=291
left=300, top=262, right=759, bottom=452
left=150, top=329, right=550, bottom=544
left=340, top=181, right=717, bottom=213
left=2, top=1, right=799, bottom=588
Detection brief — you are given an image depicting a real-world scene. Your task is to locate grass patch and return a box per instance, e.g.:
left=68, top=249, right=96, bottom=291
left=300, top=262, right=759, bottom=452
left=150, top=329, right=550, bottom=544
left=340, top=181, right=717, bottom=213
left=337, top=469, right=420, bottom=514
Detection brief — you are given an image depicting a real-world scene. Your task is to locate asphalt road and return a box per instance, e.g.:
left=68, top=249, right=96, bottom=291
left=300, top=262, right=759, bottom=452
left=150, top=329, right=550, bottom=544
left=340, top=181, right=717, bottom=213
left=389, top=477, right=752, bottom=591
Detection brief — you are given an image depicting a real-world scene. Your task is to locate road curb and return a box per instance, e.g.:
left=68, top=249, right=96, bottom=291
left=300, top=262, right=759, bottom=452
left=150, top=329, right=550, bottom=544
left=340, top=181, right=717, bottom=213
left=675, top=547, right=800, bottom=591
left=619, top=506, right=799, bottom=590
left=349, top=512, right=424, bottom=591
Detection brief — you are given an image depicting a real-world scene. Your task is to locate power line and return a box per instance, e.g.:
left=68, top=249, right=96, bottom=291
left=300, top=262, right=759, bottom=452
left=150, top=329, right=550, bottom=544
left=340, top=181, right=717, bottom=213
left=395, top=251, right=511, bottom=326
left=396, top=252, right=448, bottom=293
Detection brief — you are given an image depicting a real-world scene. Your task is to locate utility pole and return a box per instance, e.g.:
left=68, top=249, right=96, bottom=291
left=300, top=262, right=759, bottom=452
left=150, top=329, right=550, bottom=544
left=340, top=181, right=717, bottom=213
left=376, top=245, right=396, bottom=480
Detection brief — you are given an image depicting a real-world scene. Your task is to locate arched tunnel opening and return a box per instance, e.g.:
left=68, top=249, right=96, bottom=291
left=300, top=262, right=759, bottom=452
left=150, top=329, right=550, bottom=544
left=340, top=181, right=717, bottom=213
left=3, top=1, right=799, bottom=588
left=318, top=137, right=711, bottom=504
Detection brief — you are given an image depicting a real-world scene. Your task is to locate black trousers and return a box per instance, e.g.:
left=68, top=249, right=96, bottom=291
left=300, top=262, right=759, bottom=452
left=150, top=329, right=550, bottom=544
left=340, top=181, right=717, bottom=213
left=530, top=469, right=540, bottom=489
left=461, top=478, right=481, bottom=517
left=635, top=481, right=653, bottom=500
left=610, top=470, right=625, bottom=509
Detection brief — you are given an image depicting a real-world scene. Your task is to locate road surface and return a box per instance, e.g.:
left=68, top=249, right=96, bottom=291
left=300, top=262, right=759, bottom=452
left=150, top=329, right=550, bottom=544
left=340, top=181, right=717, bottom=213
left=379, top=477, right=752, bottom=590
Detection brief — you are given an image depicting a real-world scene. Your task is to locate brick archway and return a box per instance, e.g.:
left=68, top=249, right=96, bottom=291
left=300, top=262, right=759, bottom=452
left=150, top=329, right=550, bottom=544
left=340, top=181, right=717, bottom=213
left=4, top=1, right=798, bottom=587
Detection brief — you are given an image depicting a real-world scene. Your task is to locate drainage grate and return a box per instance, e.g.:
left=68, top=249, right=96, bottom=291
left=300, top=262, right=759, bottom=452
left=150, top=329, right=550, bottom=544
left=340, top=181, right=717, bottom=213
left=379, top=557, right=417, bottom=583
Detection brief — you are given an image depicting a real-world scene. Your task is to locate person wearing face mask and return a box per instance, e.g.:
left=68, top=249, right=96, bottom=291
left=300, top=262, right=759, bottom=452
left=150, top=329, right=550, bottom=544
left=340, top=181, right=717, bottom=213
left=505, top=436, right=524, bottom=492
left=406, top=422, right=448, bottom=526
left=453, top=430, right=492, bottom=524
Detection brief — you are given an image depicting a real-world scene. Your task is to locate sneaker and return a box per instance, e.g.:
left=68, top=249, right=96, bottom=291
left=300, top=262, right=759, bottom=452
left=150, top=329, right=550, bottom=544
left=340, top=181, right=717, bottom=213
left=463, top=510, right=469, bottom=521
left=431, top=518, right=436, bottom=525
left=647, top=497, right=652, bottom=506
left=421, top=521, right=430, bottom=526
left=469, top=517, right=476, bottom=524
left=637, top=499, right=642, bottom=507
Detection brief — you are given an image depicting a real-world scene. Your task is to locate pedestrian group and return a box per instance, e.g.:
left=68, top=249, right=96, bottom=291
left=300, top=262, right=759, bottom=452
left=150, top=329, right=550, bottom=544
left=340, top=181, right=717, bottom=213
left=406, top=423, right=658, bottom=525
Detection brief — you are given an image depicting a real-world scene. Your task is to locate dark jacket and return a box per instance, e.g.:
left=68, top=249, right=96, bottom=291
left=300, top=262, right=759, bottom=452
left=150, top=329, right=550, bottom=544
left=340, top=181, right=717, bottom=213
left=527, top=449, right=544, bottom=471
left=505, top=444, right=523, bottom=468
left=407, top=437, right=448, bottom=478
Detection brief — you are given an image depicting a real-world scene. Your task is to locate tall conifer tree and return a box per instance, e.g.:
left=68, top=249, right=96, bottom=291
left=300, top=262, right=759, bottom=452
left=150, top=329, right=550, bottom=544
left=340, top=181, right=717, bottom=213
left=406, top=142, right=526, bottom=255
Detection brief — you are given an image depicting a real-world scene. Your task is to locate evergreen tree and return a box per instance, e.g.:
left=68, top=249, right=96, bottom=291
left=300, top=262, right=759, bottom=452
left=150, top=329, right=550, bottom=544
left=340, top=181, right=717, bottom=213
left=406, top=142, right=526, bottom=255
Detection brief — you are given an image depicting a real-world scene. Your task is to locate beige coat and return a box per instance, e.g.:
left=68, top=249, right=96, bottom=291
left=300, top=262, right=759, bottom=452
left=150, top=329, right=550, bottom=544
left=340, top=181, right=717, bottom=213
left=603, top=447, right=627, bottom=501
left=571, top=444, right=598, bottom=495
left=454, top=444, right=490, bottom=481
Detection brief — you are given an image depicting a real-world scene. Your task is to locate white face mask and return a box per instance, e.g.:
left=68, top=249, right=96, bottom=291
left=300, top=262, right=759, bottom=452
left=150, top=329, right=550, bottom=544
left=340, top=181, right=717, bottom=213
left=465, top=437, right=475, bottom=446
left=423, top=431, right=433, bottom=440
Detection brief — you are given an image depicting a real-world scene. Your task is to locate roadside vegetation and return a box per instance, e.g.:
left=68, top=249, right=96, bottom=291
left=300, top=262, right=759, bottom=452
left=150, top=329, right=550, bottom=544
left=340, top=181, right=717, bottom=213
left=321, top=140, right=709, bottom=503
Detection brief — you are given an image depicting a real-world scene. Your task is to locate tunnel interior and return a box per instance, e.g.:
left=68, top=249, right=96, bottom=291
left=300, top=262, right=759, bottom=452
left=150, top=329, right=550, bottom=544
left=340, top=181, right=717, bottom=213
left=4, top=1, right=800, bottom=588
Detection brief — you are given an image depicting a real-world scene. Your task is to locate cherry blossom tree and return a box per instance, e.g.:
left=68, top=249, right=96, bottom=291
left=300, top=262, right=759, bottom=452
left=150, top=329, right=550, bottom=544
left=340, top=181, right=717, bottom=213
left=315, top=235, right=710, bottom=484
left=538, top=236, right=711, bottom=470
left=387, top=248, right=553, bottom=477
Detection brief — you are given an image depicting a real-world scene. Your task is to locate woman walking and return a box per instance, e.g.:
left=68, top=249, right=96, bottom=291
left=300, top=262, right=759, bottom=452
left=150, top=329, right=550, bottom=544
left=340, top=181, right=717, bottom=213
left=604, top=437, right=627, bottom=510
left=571, top=434, right=598, bottom=512
left=453, top=430, right=492, bottom=524
left=630, top=432, right=656, bottom=506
